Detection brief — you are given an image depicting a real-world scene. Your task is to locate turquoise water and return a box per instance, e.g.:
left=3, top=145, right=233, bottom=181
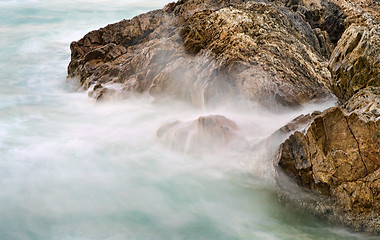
left=0, top=1, right=377, bottom=239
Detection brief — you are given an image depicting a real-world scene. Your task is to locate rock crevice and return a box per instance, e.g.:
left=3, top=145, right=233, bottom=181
left=344, top=115, right=368, bottom=175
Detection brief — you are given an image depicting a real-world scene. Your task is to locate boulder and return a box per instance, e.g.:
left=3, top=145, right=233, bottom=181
left=276, top=88, right=380, bottom=232
left=157, top=115, right=247, bottom=152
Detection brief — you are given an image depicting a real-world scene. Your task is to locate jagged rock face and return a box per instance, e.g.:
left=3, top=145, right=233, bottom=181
left=333, top=0, right=380, bottom=26
left=179, top=2, right=334, bottom=106
left=273, top=0, right=346, bottom=50
left=157, top=115, right=247, bottom=152
left=68, top=0, right=335, bottom=107
left=272, top=0, right=380, bottom=231
left=277, top=89, right=380, bottom=232
left=68, top=10, right=191, bottom=101
left=270, top=0, right=380, bottom=104
left=344, top=87, right=380, bottom=121
left=67, top=0, right=380, bottom=232
left=329, top=24, right=380, bottom=103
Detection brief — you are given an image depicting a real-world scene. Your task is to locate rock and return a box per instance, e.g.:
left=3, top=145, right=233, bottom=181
left=329, top=24, right=380, bottom=103
left=68, top=0, right=337, bottom=108
left=67, top=0, right=380, bottom=232
left=254, top=111, right=322, bottom=156
left=270, top=0, right=380, bottom=104
left=272, top=111, right=322, bottom=137
left=157, top=115, right=247, bottom=152
left=276, top=88, right=380, bottom=232
left=178, top=2, right=334, bottom=106
left=344, top=87, right=380, bottom=121
left=274, top=0, right=347, bottom=50
left=270, top=0, right=380, bottom=231
left=68, top=9, right=180, bottom=95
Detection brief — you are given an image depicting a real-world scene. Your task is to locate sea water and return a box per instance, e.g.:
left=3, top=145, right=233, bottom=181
left=0, top=1, right=377, bottom=239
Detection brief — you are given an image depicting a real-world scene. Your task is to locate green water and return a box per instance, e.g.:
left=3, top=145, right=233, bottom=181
left=0, top=1, right=377, bottom=239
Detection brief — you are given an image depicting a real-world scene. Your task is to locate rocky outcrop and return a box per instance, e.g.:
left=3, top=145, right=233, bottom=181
left=178, top=1, right=336, bottom=106
left=280, top=0, right=380, bottom=104
left=268, top=0, right=380, bottom=104
left=68, top=0, right=337, bottom=107
left=67, top=0, right=380, bottom=233
left=271, top=0, right=346, bottom=51
left=277, top=87, right=380, bottom=232
left=157, top=115, right=247, bottom=152
left=344, top=87, right=380, bottom=121
left=273, top=0, right=380, bottom=231
left=329, top=24, right=380, bottom=103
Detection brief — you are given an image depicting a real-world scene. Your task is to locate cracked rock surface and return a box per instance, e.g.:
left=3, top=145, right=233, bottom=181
left=274, top=0, right=380, bottom=232
left=67, top=0, right=338, bottom=107
left=277, top=88, right=380, bottom=232
left=329, top=24, right=380, bottom=103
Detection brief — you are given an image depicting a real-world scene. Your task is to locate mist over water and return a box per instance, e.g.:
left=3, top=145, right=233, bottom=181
left=0, top=1, right=377, bottom=239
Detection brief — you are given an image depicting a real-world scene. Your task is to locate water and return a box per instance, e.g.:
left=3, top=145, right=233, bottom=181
left=0, top=1, right=378, bottom=239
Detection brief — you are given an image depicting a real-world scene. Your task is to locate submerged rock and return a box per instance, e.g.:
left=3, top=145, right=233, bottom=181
left=157, top=115, right=247, bottom=152
left=276, top=88, right=380, bottom=232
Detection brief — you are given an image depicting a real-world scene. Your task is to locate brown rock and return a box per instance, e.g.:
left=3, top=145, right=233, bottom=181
left=179, top=2, right=335, bottom=106
left=157, top=115, right=247, bottom=152
left=67, top=0, right=337, bottom=107
left=270, top=0, right=380, bottom=105
left=273, top=0, right=347, bottom=49
left=277, top=88, right=380, bottom=232
left=269, top=0, right=380, bottom=232
left=329, top=24, right=380, bottom=103
left=344, top=87, right=380, bottom=121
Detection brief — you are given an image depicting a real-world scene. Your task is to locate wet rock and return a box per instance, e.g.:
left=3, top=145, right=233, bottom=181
left=270, top=0, right=380, bottom=231
left=269, top=0, right=380, bottom=104
left=329, top=24, right=380, bottom=103
left=68, top=0, right=337, bottom=108
left=344, top=87, right=380, bottom=121
left=67, top=0, right=380, bottom=232
left=255, top=111, right=322, bottom=156
left=275, top=0, right=346, bottom=51
left=178, top=2, right=335, bottom=106
left=157, top=115, right=247, bottom=152
left=273, top=111, right=322, bottom=137
left=276, top=88, right=380, bottom=232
